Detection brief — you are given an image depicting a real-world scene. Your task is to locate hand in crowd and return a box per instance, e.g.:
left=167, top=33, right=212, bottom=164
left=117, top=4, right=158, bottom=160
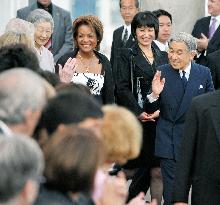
left=58, top=57, right=77, bottom=83
left=98, top=171, right=128, bottom=205
left=128, top=192, right=158, bottom=205
left=138, top=110, right=160, bottom=122
left=151, top=71, right=165, bottom=97
left=196, top=33, right=208, bottom=52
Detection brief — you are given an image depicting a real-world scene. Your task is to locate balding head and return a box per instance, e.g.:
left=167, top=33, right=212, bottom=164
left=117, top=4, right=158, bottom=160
left=0, top=68, right=55, bottom=136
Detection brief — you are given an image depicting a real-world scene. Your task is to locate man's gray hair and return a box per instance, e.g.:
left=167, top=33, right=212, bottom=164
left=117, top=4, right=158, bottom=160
left=27, top=9, right=54, bottom=30
left=0, top=134, right=44, bottom=202
left=170, top=32, right=197, bottom=51
left=0, top=68, right=53, bottom=124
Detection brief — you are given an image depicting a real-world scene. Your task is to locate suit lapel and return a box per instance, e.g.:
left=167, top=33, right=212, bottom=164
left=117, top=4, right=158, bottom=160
left=51, top=5, right=60, bottom=45
left=125, top=34, right=135, bottom=47
left=175, top=63, right=201, bottom=120
left=210, top=93, right=220, bottom=144
left=30, top=3, right=38, bottom=11
left=132, top=45, right=155, bottom=78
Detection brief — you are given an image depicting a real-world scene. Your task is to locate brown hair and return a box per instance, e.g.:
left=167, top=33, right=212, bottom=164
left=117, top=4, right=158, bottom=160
left=43, top=126, right=104, bottom=194
left=102, top=105, right=142, bottom=165
left=72, top=15, right=103, bottom=51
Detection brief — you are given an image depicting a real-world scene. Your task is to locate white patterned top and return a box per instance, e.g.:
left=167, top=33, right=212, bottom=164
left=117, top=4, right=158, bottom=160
left=71, top=72, right=104, bottom=96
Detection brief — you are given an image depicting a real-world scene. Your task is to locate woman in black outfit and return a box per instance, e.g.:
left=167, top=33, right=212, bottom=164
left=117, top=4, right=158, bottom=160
left=116, top=11, right=168, bottom=203
left=56, top=15, right=114, bottom=105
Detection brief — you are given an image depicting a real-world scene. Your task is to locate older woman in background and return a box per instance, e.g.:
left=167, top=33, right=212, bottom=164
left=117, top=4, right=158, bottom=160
left=27, top=9, right=55, bottom=73
left=57, top=15, right=114, bottom=104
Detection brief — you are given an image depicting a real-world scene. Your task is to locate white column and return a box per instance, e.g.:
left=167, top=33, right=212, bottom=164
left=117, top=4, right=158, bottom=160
left=0, top=0, right=28, bottom=34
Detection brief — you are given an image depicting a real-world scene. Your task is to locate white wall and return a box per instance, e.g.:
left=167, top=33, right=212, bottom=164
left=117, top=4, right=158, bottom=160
left=141, top=0, right=206, bottom=34
left=0, top=0, right=28, bottom=34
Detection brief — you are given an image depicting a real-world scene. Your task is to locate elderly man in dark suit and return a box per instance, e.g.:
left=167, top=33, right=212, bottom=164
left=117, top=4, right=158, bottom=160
left=110, top=0, right=139, bottom=82
left=192, top=0, right=220, bottom=66
left=207, top=49, right=220, bottom=89
left=172, top=89, right=220, bottom=205
left=17, top=0, right=73, bottom=62
left=145, top=32, right=214, bottom=205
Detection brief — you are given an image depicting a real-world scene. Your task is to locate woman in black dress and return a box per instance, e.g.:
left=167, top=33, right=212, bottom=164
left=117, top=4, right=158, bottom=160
left=116, top=11, right=168, bottom=202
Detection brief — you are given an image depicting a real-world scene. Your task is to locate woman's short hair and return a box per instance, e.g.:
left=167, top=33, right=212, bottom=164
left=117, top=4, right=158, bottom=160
left=43, top=127, right=104, bottom=194
left=101, top=105, right=142, bottom=165
left=27, top=9, right=54, bottom=31
left=0, top=31, right=34, bottom=49
left=131, top=11, right=159, bottom=39
left=72, top=15, right=103, bottom=51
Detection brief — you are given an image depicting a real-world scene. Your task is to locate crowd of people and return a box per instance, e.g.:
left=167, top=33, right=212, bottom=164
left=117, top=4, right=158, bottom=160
left=0, top=0, right=220, bottom=205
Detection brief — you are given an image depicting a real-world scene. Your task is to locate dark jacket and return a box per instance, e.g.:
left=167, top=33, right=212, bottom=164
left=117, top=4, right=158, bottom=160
left=110, top=26, right=136, bottom=81
left=117, top=43, right=168, bottom=116
left=172, top=90, right=220, bottom=205
left=116, top=43, right=168, bottom=168
left=144, top=62, right=214, bottom=160
left=207, top=49, right=220, bottom=89
left=57, top=49, right=114, bottom=105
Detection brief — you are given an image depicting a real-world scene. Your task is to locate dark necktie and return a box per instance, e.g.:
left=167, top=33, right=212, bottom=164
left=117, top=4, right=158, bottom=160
left=181, top=71, right=187, bottom=89
left=122, top=28, right=128, bottom=45
left=209, top=17, right=217, bottom=39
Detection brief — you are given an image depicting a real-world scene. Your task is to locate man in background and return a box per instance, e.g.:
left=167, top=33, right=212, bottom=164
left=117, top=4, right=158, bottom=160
left=110, top=0, right=139, bottom=82
left=0, top=135, right=44, bottom=205
left=152, top=9, right=172, bottom=52
left=0, top=68, right=54, bottom=136
left=192, top=0, right=220, bottom=65
left=17, top=0, right=73, bottom=62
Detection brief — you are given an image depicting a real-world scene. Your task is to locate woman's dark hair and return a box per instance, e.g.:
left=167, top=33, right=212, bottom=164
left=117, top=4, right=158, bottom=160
left=43, top=127, right=104, bottom=194
left=72, top=15, right=103, bottom=51
left=0, top=44, right=40, bottom=73
left=131, top=11, right=159, bottom=39
left=37, top=70, right=61, bottom=87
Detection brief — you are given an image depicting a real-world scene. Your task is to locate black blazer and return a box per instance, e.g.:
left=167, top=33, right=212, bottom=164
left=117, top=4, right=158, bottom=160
left=110, top=26, right=136, bottom=81
left=207, top=49, right=220, bottom=89
left=116, top=43, right=168, bottom=168
left=116, top=43, right=168, bottom=116
left=192, top=16, right=220, bottom=65
left=172, top=90, right=220, bottom=205
left=57, top=49, right=114, bottom=104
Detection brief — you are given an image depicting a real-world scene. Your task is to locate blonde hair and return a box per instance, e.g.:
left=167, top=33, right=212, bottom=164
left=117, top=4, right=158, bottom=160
left=0, top=32, right=34, bottom=49
left=102, top=105, right=142, bottom=164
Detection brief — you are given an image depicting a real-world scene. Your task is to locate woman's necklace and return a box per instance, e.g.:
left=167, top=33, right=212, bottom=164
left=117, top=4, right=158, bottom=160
left=139, top=47, right=154, bottom=65
left=77, top=52, right=97, bottom=73
left=139, top=47, right=156, bottom=73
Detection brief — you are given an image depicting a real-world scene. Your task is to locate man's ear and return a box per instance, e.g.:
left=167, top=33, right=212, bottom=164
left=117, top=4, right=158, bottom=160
left=20, top=180, right=38, bottom=205
left=37, top=128, right=50, bottom=148
left=23, top=108, right=42, bottom=136
left=190, top=50, right=197, bottom=60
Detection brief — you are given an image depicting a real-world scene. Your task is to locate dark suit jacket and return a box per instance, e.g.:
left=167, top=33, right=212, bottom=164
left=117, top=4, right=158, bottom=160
left=56, top=49, right=114, bottom=105
left=110, top=26, right=136, bottom=81
left=207, top=49, right=220, bottom=89
left=17, top=2, right=73, bottom=62
left=145, top=62, right=214, bottom=160
left=172, top=90, right=220, bottom=205
left=117, top=43, right=168, bottom=168
left=192, top=16, right=220, bottom=65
